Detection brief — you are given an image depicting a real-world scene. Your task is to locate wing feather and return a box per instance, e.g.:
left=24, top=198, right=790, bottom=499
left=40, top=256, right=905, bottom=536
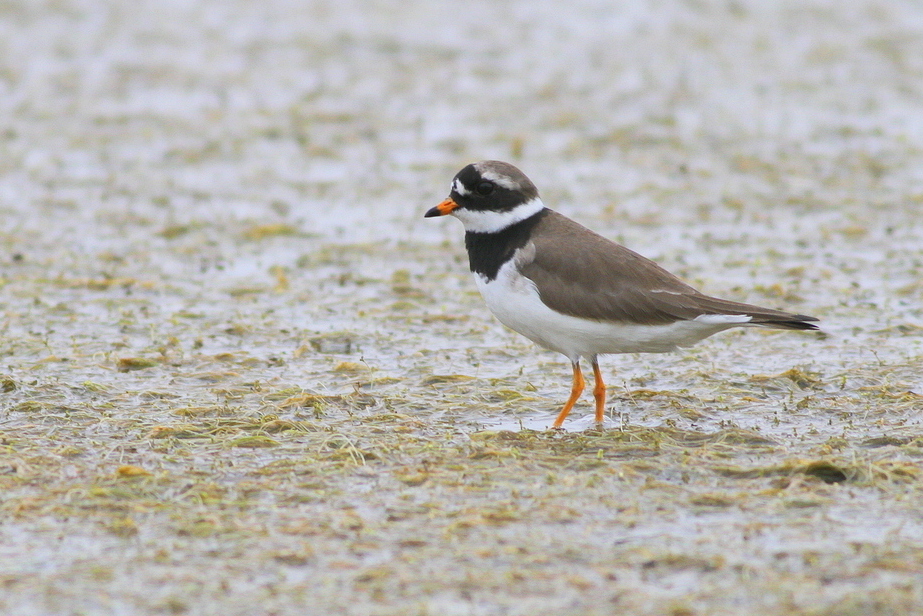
left=519, top=211, right=818, bottom=330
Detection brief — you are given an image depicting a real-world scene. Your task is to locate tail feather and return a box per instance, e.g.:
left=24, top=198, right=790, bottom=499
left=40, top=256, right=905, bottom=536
left=750, top=315, right=820, bottom=331
left=689, top=295, right=820, bottom=331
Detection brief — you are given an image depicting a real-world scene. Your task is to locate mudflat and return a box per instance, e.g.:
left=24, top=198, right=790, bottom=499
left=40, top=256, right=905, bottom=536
left=1, top=2, right=921, bottom=614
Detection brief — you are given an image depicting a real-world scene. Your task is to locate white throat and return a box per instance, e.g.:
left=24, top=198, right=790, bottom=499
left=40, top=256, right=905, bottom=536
left=451, top=197, right=546, bottom=233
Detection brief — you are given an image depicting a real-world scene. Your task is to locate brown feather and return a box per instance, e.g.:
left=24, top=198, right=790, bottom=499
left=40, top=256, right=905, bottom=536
left=519, top=211, right=819, bottom=329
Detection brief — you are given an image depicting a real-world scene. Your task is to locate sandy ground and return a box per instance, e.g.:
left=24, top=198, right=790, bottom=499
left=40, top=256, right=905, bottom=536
left=2, top=0, right=923, bottom=614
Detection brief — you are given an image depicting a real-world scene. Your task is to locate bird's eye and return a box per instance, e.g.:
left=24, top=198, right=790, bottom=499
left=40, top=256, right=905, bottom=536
left=476, top=181, right=495, bottom=196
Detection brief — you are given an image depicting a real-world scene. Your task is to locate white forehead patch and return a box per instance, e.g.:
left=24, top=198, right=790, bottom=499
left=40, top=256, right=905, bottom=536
left=452, top=178, right=470, bottom=196
left=450, top=197, right=545, bottom=233
left=478, top=170, right=520, bottom=191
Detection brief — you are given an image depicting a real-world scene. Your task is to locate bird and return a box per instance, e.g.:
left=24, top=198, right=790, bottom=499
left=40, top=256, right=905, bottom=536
left=424, top=160, right=820, bottom=429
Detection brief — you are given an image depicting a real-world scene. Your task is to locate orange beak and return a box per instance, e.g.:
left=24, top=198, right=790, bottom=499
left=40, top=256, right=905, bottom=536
left=424, top=197, right=460, bottom=218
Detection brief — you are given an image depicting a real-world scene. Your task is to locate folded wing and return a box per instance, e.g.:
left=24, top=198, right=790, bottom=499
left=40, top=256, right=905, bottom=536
left=519, top=211, right=819, bottom=331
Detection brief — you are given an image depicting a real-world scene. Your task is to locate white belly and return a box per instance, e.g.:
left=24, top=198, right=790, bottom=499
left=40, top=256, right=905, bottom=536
left=474, top=261, right=748, bottom=362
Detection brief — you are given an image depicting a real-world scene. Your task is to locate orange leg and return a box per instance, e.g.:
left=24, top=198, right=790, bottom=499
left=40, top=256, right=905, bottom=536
left=592, top=359, right=606, bottom=425
left=552, top=361, right=585, bottom=429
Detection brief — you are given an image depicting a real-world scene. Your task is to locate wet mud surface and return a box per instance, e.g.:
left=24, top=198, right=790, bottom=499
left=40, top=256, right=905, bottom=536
left=2, top=1, right=923, bottom=614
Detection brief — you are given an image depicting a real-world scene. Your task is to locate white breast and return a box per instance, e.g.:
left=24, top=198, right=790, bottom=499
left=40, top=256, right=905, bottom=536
left=474, top=257, right=750, bottom=362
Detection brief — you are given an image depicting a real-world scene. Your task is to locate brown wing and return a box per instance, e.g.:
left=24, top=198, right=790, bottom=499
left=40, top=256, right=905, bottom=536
left=519, top=211, right=819, bottom=330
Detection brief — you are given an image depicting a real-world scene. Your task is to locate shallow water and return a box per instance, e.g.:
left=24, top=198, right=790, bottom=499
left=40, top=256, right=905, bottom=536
left=2, top=1, right=923, bottom=614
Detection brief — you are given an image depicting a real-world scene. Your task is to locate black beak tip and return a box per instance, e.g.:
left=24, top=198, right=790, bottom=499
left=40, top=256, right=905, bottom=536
left=423, top=206, right=441, bottom=218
